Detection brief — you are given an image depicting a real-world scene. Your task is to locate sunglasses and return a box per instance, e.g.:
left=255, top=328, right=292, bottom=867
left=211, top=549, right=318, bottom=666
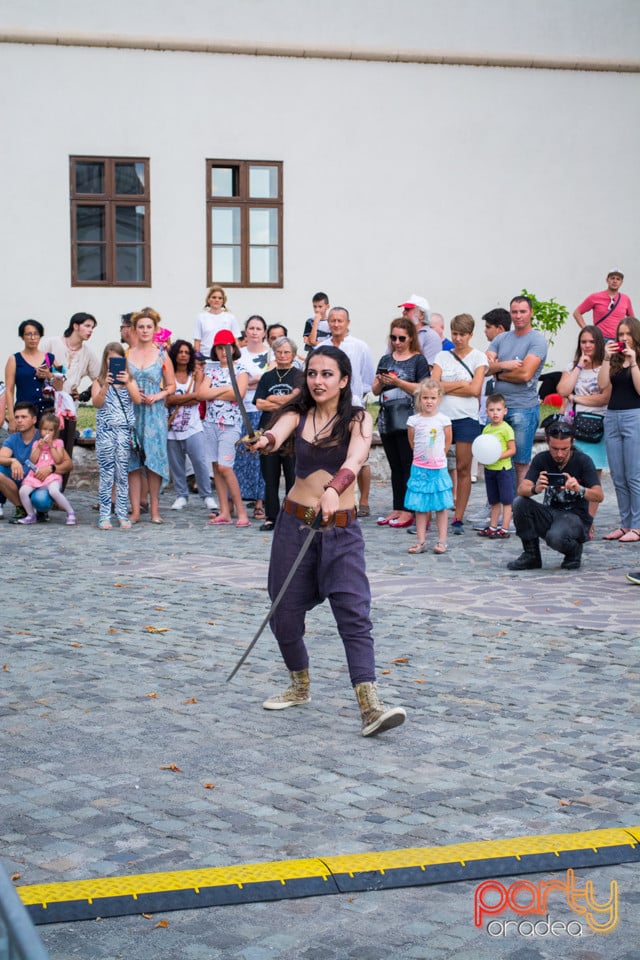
left=390, top=334, right=408, bottom=342
left=546, top=423, right=574, bottom=438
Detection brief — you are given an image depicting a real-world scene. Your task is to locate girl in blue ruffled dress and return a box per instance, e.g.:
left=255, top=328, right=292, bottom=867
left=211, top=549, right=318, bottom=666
left=405, top=378, right=454, bottom=555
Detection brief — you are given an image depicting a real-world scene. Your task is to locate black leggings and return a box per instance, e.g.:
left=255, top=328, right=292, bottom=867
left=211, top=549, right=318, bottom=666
left=381, top=430, right=413, bottom=511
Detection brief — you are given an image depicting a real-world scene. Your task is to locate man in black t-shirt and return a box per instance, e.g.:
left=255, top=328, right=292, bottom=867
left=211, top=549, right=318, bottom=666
left=254, top=337, right=304, bottom=530
left=507, top=421, right=603, bottom=571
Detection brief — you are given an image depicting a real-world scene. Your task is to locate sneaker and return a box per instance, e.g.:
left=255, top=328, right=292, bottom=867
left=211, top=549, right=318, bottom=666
left=477, top=526, right=498, bottom=538
left=493, top=528, right=510, bottom=539
left=17, top=514, right=37, bottom=525
left=451, top=518, right=464, bottom=534
left=471, top=517, right=491, bottom=530
left=204, top=496, right=219, bottom=511
left=14, top=506, right=27, bottom=520
left=36, top=511, right=50, bottom=523
left=355, top=682, right=406, bottom=737
left=170, top=496, right=188, bottom=510
left=626, top=571, right=640, bottom=585
left=65, top=513, right=77, bottom=526
left=0, top=503, right=3, bottom=520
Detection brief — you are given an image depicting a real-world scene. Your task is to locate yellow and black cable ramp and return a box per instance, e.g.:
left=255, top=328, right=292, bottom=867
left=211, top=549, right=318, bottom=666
left=18, top=825, right=640, bottom=925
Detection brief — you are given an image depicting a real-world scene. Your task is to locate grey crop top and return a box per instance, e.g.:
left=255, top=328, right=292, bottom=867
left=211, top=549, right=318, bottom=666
left=295, top=415, right=348, bottom=479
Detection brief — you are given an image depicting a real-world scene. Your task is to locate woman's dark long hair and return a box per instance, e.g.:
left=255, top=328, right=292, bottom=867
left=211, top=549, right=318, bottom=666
left=610, top=317, right=640, bottom=375
left=169, top=339, right=195, bottom=374
left=270, top=345, right=365, bottom=447
left=573, top=325, right=605, bottom=368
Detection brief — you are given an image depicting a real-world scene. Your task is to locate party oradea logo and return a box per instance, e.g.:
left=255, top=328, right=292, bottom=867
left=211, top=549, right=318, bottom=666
left=474, top=869, right=618, bottom=938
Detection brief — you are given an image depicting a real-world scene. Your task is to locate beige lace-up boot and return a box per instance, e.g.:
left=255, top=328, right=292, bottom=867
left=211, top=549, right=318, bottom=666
left=355, top=682, right=406, bottom=737
left=262, top=669, right=311, bottom=710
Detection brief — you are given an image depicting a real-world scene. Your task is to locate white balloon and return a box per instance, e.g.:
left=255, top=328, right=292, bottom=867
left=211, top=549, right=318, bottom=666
left=472, top=433, right=503, bottom=466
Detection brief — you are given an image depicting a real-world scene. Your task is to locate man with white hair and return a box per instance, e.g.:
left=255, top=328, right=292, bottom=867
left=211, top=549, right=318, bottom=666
left=399, top=294, right=440, bottom=366
left=430, top=312, right=454, bottom=351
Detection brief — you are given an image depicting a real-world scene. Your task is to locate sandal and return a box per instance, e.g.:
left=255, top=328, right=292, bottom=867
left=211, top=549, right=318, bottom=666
left=619, top=528, right=640, bottom=543
left=98, top=519, right=113, bottom=530
left=603, top=527, right=629, bottom=540
left=407, top=542, right=426, bottom=554
left=358, top=505, right=370, bottom=517
left=119, top=519, right=132, bottom=530
left=253, top=506, right=266, bottom=520
left=209, top=516, right=232, bottom=525
left=433, top=541, right=447, bottom=554
left=260, top=519, right=275, bottom=531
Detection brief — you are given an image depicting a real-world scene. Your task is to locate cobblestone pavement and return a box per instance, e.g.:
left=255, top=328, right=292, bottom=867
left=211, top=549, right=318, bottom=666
left=1, top=470, right=639, bottom=959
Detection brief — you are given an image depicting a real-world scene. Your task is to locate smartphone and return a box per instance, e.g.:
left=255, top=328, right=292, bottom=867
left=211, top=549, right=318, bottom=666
left=108, top=356, right=126, bottom=380
left=377, top=367, right=389, bottom=376
left=546, top=472, right=566, bottom=489
left=616, top=341, right=627, bottom=353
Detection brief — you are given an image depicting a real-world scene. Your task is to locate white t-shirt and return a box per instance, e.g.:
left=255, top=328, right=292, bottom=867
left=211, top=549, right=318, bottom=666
left=240, top=346, right=270, bottom=410
left=434, top=349, right=488, bottom=421
left=193, top=311, right=240, bottom=357
left=564, top=364, right=608, bottom=415
left=407, top=412, right=451, bottom=468
left=167, top=374, right=203, bottom=440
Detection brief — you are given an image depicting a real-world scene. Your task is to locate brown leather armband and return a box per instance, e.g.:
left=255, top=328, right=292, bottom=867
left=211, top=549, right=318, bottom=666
left=262, top=431, right=276, bottom=452
left=324, top=468, right=356, bottom=495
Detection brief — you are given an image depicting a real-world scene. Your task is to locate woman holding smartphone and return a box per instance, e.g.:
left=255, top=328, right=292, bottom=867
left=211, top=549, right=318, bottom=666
left=4, top=319, right=62, bottom=431
left=92, top=342, right=141, bottom=530
left=598, top=317, right=640, bottom=541
left=372, top=317, right=429, bottom=527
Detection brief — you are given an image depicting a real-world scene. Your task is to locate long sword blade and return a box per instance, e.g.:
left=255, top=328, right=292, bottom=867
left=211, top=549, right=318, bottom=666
left=224, top=343, right=255, bottom=439
left=226, top=512, right=323, bottom=681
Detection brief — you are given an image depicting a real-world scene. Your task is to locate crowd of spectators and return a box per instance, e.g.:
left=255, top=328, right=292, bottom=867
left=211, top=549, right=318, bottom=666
left=1, top=274, right=638, bottom=574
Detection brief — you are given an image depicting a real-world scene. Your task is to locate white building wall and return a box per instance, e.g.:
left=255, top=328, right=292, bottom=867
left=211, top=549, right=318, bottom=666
left=1, top=1, right=639, bottom=371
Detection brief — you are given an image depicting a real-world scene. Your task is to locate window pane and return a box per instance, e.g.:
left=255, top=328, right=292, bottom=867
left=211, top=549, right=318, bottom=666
left=116, top=205, right=145, bottom=242
left=115, top=162, right=145, bottom=195
left=76, top=206, right=105, bottom=241
left=212, top=246, right=240, bottom=283
left=250, top=246, right=278, bottom=284
left=116, top=244, right=145, bottom=282
left=249, top=208, right=278, bottom=244
left=249, top=165, right=279, bottom=198
left=75, top=162, right=104, bottom=194
left=77, top=244, right=106, bottom=281
left=212, top=206, right=240, bottom=244
left=211, top=167, right=238, bottom=197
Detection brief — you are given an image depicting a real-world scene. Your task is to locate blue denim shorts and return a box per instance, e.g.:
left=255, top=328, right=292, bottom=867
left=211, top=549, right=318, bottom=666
left=505, top=407, right=540, bottom=464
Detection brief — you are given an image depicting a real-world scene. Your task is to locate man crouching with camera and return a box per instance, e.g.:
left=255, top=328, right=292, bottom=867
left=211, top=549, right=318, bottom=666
left=507, top=420, right=603, bottom=571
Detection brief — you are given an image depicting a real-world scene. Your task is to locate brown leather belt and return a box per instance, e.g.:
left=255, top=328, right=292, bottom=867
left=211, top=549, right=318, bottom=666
left=282, top=498, right=357, bottom=528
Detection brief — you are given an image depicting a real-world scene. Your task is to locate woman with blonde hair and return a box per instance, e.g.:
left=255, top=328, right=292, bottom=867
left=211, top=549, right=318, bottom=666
left=193, top=286, right=240, bottom=358
left=127, top=308, right=175, bottom=523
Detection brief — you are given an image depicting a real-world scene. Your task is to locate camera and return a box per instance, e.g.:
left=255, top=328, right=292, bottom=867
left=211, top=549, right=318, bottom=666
left=616, top=341, right=627, bottom=353
left=546, top=472, right=566, bottom=489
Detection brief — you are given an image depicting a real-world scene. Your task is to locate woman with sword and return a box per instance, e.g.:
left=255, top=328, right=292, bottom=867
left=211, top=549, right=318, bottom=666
left=247, top=345, right=406, bottom=737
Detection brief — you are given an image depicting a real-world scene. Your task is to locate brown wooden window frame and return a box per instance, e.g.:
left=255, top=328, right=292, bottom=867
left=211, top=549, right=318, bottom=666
left=70, top=156, right=151, bottom=287
left=206, top=159, right=283, bottom=288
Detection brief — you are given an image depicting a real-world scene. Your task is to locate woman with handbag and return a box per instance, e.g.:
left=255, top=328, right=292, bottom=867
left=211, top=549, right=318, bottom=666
left=558, top=326, right=610, bottom=529
left=597, top=317, right=640, bottom=542
left=431, top=314, right=488, bottom=535
left=165, top=340, right=218, bottom=514
left=373, top=317, right=430, bottom=527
